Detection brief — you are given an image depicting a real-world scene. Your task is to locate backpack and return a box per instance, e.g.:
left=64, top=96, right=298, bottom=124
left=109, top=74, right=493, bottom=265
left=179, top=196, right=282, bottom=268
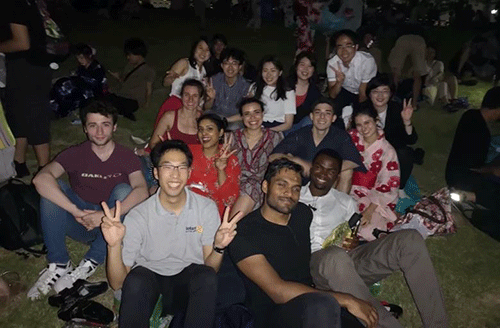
left=0, top=179, right=46, bottom=256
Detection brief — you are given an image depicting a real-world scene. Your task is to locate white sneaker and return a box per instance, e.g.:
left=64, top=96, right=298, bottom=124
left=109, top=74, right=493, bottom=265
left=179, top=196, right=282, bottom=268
left=53, top=258, right=99, bottom=293
left=27, top=261, right=72, bottom=300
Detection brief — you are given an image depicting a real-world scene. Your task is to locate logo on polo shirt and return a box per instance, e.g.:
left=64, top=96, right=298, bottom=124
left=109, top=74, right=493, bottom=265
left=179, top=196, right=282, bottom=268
left=186, top=226, right=203, bottom=233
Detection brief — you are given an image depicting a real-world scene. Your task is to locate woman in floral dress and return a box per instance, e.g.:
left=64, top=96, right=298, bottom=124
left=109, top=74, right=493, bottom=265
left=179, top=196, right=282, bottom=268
left=349, top=102, right=400, bottom=241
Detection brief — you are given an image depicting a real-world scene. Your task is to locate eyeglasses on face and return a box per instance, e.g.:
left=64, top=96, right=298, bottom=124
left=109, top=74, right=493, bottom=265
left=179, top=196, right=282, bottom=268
left=158, top=164, right=190, bottom=172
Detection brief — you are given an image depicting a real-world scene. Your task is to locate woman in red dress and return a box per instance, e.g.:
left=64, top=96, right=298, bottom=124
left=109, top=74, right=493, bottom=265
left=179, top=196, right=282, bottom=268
left=188, top=113, right=241, bottom=216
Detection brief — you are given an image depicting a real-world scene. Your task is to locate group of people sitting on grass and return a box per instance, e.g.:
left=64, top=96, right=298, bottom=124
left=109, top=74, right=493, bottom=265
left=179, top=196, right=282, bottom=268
left=25, top=27, right=500, bottom=328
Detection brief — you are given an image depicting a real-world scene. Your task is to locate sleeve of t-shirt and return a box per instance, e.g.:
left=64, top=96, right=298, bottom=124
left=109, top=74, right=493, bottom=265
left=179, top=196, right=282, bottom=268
left=284, top=90, right=297, bottom=115
left=228, top=221, right=261, bottom=264
left=327, top=57, right=340, bottom=82
left=122, top=209, right=145, bottom=267
left=54, top=145, right=78, bottom=172
left=271, top=131, right=301, bottom=155
left=201, top=199, right=220, bottom=246
left=337, top=129, right=366, bottom=171
left=361, top=55, right=378, bottom=83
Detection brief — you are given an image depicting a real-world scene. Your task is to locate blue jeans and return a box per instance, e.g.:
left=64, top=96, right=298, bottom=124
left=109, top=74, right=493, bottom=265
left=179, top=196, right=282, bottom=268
left=286, top=115, right=312, bottom=136
left=40, top=180, right=132, bottom=264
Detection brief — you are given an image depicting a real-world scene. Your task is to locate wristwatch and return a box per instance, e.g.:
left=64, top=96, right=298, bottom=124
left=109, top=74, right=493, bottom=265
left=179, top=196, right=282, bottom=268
left=213, top=245, right=226, bottom=254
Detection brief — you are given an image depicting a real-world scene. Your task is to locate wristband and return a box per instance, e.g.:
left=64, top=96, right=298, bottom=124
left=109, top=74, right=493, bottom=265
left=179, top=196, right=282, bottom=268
left=213, top=245, right=226, bottom=254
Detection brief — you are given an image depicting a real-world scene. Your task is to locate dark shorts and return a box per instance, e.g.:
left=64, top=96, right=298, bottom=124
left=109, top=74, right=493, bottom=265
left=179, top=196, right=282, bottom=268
left=4, top=58, right=51, bottom=145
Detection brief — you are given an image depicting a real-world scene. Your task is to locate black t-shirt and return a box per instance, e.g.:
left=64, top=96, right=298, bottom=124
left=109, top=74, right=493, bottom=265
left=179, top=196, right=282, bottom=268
left=229, top=203, right=314, bottom=328
left=446, top=109, right=490, bottom=191
left=1, top=0, right=47, bottom=65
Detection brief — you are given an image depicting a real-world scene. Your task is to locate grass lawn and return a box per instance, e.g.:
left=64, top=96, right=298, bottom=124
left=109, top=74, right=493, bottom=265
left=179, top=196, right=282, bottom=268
left=1, top=7, right=500, bottom=327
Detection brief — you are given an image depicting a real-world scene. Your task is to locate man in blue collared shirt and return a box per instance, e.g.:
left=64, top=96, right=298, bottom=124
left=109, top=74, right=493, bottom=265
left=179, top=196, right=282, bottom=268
left=205, top=48, right=250, bottom=130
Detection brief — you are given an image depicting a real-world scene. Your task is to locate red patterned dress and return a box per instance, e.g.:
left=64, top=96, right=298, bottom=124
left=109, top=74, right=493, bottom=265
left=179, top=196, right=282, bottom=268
left=187, top=145, right=240, bottom=217
left=349, top=128, right=400, bottom=240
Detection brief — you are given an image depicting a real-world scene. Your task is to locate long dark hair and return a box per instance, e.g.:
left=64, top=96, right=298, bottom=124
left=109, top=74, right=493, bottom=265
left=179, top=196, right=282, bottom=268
left=289, top=51, right=318, bottom=85
left=254, top=55, right=289, bottom=101
left=188, top=36, right=211, bottom=69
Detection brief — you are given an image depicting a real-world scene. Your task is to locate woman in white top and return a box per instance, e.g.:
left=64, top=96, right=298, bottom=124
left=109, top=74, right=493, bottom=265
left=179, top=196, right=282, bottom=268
left=250, top=55, right=295, bottom=132
left=163, top=37, right=211, bottom=98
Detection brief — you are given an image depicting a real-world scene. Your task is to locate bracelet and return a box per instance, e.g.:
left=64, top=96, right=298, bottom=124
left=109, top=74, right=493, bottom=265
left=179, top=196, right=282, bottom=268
left=213, top=245, right=226, bottom=254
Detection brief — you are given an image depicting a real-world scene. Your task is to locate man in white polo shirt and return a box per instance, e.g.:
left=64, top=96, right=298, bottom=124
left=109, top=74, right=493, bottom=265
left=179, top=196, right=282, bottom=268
left=327, top=29, right=377, bottom=129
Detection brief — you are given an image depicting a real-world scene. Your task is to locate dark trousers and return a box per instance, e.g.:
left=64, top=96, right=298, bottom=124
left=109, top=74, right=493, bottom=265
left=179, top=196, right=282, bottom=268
left=105, top=93, right=138, bottom=118
left=266, top=293, right=342, bottom=328
left=119, top=264, right=217, bottom=328
left=332, top=87, right=359, bottom=130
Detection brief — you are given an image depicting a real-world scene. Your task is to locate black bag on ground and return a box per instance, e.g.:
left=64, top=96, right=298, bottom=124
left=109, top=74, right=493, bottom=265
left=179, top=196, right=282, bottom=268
left=0, top=179, right=46, bottom=255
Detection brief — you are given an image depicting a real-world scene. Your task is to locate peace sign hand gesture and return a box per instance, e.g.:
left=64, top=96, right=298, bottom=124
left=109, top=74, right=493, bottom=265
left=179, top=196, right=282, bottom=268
left=329, top=62, right=345, bottom=83
left=100, top=201, right=125, bottom=248
left=206, top=78, right=216, bottom=100
left=215, top=133, right=236, bottom=171
left=213, top=207, right=244, bottom=249
left=401, top=98, right=414, bottom=125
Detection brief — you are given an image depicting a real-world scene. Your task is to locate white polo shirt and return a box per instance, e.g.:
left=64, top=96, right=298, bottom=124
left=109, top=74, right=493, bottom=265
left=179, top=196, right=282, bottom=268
left=327, top=51, right=377, bottom=94
left=300, top=183, right=358, bottom=253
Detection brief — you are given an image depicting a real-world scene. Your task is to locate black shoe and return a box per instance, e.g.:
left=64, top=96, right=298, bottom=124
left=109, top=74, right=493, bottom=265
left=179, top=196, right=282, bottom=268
left=49, top=279, right=108, bottom=308
left=14, top=161, right=30, bottom=178
left=58, top=299, right=114, bottom=324
left=413, top=148, right=425, bottom=165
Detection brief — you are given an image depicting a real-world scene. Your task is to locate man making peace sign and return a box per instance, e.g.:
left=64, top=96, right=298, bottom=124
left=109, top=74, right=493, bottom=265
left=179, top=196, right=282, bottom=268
left=102, top=139, right=243, bottom=328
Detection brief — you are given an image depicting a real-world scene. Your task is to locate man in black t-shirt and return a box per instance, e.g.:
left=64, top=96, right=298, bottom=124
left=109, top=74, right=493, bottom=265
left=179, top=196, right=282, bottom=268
left=229, top=158, right=378, bottom=328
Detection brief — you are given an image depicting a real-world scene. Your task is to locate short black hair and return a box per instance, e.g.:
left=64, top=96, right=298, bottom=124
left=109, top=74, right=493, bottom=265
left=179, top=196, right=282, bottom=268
left=220, top=48, right=245, bottom=65
left=124, top=38, right=147, bottom=57
left=238, top=97, right=265, bottom=116
left=264, top=158, right=303, bottom=183
left=73, top=43, right=93, bottom=58
left=197, top=113, right=228, bottom=131
left=79, top=98, right=118, bottom=126
left=333, top=29, right=360, bottom=45
left=481, top=87, right=500, bottom=109
left=212, top=33, right=228, bottom=45
left=311, top=97, right=336, bottom=113
left=181, top=79, right=205, bottom=99
left=150, top=140, right=194, bottom=168
left=313, top=149, right=343, bottom=168
left=366, top=74, right=395, bottom=96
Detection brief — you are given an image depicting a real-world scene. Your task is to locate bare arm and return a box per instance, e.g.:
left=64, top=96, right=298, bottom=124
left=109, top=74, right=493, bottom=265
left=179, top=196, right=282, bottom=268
left=203, top=209, right=243, bottom=272
left=237, top=254, right=378, bottom=327
left=0, top=24, right=30, bottom=53
left=358, top=82, right=368, bottom=102
left=149, top=111, right=174, bottom=150
left=328, top=80, right=343, bottom=99
left=227, top=114, right=242, bottom=123
left=33, top=162, right=87, bottom=219
left=101, top=202, right=131, bottom=290
left=270, top=114, right=294, bottom=132
left=163, top=58, right=189, bottom=87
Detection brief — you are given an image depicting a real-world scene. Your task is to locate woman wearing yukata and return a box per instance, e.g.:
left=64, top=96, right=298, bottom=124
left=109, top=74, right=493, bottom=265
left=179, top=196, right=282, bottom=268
left=188, top=113, right=241, bottom=217
left=348, top=102, right=400, bottom=241
left=229, top=97, right=284, bottom=217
